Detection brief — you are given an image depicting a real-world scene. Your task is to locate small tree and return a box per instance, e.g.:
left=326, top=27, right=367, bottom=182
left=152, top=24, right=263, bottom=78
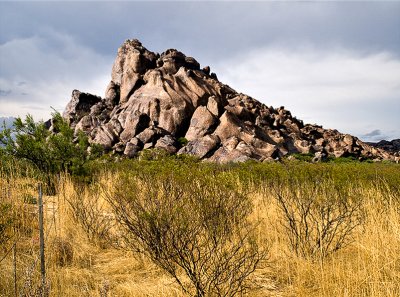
left=0, top=112, right=102, bottom=177
left=107, top=172, right=265, bottom=297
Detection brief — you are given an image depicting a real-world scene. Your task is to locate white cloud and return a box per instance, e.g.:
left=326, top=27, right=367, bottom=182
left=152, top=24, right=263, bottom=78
left=214, top=47, right=400, bottom=141
left=0, top=30, right=112, bottom=120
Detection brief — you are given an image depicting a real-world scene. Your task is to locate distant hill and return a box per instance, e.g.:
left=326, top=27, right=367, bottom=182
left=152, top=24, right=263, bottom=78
left=0, top=117, right=15, bottom=130
left=367, top=139, right=400, bottom=154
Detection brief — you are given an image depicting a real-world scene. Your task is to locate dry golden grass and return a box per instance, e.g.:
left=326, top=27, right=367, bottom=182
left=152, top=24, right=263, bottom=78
left=254, top=183, right=400, bottom=297
left=1, top=165, right=399, bottom=297
left=1, top=173, right=187, bottom=297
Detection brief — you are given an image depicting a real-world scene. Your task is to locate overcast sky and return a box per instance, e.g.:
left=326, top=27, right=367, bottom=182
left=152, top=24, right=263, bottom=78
left=0, top=1, right=399, bottom=141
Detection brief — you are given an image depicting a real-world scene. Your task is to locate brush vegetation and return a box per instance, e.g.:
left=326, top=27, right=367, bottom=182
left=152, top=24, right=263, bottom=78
left=1, top=115, right=400, bottom=296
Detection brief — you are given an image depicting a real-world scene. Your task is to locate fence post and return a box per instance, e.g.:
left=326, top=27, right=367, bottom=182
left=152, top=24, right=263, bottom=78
left=9, top=183, right=18, bottom=297
left=13, top=236, right=17, bottom=297
left=38, top=183, right=46, bottom=296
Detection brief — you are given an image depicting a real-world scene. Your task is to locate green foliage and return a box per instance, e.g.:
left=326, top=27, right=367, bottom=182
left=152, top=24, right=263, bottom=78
left=93, top=153, right=400, bottom=193
left=291, top=153, right=314, bottom=162
left=329, top=156, right=358, bottom=163
left=138, top=148, right=170, bottom=161
left=177, top=136, right=188, bottom=147
left=0, top=112, right=103, bottom=177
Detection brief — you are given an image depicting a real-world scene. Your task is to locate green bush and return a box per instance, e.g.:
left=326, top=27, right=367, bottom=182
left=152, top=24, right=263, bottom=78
left=291, top=153, right=314, bottom=162
left=0, top=112, right=102, bottom=178
left=138, top=148, right=170, bottom=161
left=177, top=137, right=188, bottom=147
left=330, top=156, right=358, bottom=163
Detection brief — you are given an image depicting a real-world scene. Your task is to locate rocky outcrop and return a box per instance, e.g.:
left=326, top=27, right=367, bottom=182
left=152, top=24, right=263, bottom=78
left=62, top=39, right=397, bottom=163
left=368, top=139, right=400, bottom=154
left=63, top=90, right=102, bottom=129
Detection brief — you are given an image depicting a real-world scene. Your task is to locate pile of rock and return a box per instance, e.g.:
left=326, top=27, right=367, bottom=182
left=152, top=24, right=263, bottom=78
left=63, top=39, right=395, bottom=163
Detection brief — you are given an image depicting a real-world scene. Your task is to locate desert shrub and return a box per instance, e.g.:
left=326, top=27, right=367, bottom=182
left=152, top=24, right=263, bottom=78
left=138, top=148, right=171, bottom=161
left=52, top=237, right=74, bottom=267
left=273, top=177, right=365, bottom=261
left=0, top=112, right=102, bottom=179
left=107, top=171, right=265, bottom=297
left=290, top=153, right=314, bottom=162
left=66, top=183, right=114, bottom=246
left=329, top=156, right=358, bottom=163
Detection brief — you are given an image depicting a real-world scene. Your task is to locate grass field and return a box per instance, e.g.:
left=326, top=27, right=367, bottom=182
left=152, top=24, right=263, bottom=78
left=1, top=157, right=399, bottom=296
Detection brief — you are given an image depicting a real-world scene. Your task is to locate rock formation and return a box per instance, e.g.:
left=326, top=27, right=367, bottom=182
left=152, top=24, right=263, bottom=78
left=63, top=39, right=396, bottom=163
left=368, top=139, right=400, bottom=154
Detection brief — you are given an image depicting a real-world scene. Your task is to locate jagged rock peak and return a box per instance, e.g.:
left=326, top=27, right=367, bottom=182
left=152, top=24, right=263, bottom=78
left=62, top=39, right=398, bottom=163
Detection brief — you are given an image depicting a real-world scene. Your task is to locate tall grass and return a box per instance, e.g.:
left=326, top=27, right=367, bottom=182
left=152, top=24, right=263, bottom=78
left=1, top=157, right=399, bottom=296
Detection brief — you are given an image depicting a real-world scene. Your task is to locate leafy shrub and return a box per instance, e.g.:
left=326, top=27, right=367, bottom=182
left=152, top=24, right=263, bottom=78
left=177, top=137, right=188, bottom=147
left=291, top=153, right=314, bottom=162
left=330, top=156, right=358, bottom=163
left=138, top=148, right=170, bottom=161
left=0, top=112, right=103, bottom=180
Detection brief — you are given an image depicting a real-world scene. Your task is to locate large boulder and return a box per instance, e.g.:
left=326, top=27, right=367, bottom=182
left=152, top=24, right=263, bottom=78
left=178, top=134, right=220, bottom=159
left=63, top=90, right=101, bottom=128
left=155, top=135, right=178, bottom=154
left=185, top=106, right=218, bottom=141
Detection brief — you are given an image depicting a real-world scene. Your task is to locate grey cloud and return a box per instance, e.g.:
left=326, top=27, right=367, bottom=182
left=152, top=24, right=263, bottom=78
left=0, top=1, right=399, bottom=62
left=364, top=130, right=382, bottom=137
left=0, top=32, right=113, bottom=81
left=0, top=89, right=11, bottom=96
left=362, top=129, right=389, bottom=142
left=0, top=30, right=111, bottom=119
left=0, top=1, right=399, bottom=137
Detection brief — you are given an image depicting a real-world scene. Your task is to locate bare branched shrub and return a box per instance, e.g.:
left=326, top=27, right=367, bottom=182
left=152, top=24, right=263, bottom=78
left=52, top=236, right=74, bottom=267
left=66, top=184, right=114, bottom=246
left=273, top=178, right=365, bottom=260
left=107, top=172, right=265, bottom=297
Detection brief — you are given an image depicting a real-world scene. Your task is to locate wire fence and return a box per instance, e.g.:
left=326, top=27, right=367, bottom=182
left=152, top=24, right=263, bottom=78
left=0, top=175, right=59, bottom=297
